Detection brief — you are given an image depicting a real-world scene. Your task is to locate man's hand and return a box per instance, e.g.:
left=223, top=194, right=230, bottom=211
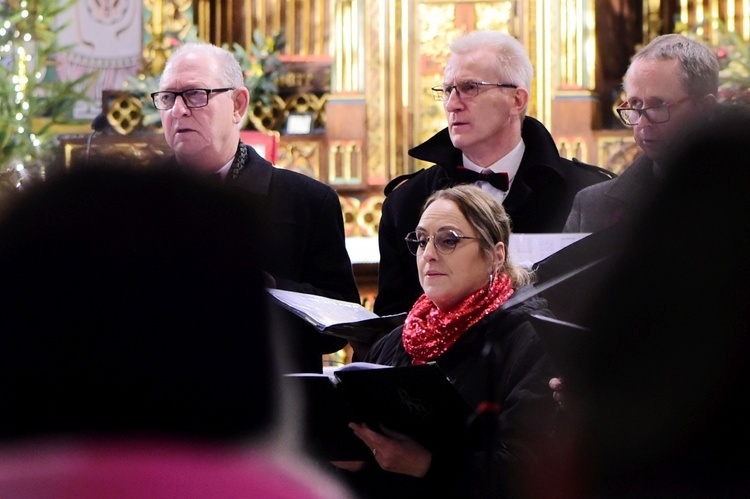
left=549, top=377, right=566, bottom=410
left=262, top=271, right=276, bottom=288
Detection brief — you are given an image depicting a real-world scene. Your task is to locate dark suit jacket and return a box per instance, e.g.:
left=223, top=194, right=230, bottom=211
left=563, top=154, right=660, bottom=233
left=229, top=146, right=358, bottom=302
left=374, top=117, right=615, bottom=316
left=212, top=145, right=359, bottom=372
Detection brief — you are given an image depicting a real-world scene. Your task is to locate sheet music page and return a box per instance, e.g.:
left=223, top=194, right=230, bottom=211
left=267, top=288, right=379, bottom=327
left=509, top=233, right=591, bottom=269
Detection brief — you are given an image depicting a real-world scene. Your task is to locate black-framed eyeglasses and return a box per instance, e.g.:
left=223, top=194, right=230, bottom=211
left=405, top=229, right=481, bottom=256
left=615, top=95, right=692, bottom=126
left=150, top=87, right=235, bottom=110
left=431, top=81, right=518, bottom=101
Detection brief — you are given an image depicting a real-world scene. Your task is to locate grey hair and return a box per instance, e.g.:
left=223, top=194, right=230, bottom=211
left=625, top=34, right=720, bottom=97
left=421, top=184, right=535, bottom=288
left=161, top=42, right=245, bottom=89
left=448, top=30, right=533, bottom=115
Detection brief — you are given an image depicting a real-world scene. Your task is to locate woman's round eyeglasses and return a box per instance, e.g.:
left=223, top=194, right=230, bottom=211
left=405, top=229, right=481, bottom=255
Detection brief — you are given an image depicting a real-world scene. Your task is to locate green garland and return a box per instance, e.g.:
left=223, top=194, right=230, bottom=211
left=684, top=19, right=750, bottom=106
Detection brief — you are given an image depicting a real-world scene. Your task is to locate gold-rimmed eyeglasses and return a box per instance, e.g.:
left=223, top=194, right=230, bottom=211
left=431, top=81, right=518, bottom=101
left=151, top=87, right=235, bottom=110
left=405, top=229, right=481, bottom=256
left=615, top=95, right=692, bottom=126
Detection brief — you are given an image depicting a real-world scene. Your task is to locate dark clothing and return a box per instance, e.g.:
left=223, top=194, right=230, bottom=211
left=568, top=111, right=750, bottom=498
left=229, top=145, right=358, bottom=303
left=374, top=117, right=615, bottom=316
left=230, top=146, right=359, bottom=372
left=343, top=293, right=559, bottom=499
left=180, top=145, right=359, bottom=373
left=563, top=154, right=661, bottom=233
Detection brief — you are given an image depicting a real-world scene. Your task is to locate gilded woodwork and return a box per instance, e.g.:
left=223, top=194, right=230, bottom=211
left=340, top=195, right=361, bottom=237
left=357, top=195, right=385, bottom=237
left=339, top=194, right=385, bottom=237
left=276, top=135, right=324, bottom=178
left=58, top=134, right=172, bottom=171
left=103, top=92, right=144, bottom=135
left=143, top=0, right=193, bottom=75
left=329, top=140, right=365, bottom=185
left=674, top=0, right=750, bottom=41
left=595, top=133, right=639, bottom=175
left=125, top=1, right=750, bottom=183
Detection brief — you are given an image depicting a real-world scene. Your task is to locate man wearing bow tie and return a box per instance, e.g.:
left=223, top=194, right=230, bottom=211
left=374, top=30, right=614, bottom=317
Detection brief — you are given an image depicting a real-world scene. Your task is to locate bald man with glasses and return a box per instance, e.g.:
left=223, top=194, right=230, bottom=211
left=155, top=42, right=360, bottom=373
left=563, top=34, right=720, bottom=233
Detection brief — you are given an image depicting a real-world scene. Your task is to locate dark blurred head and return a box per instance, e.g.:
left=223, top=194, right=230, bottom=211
left=574, top=107, right=750, bottom=497
left=0, top=164, right=277, bottom=443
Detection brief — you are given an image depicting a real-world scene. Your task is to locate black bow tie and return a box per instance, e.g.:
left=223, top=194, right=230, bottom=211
left=453, top=167, right=509, bottom=191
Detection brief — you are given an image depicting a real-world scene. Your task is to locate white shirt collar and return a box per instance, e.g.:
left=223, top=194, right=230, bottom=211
left=214, top=156, right=234, bottom=179
left=461, top=139, right=525, bottom=202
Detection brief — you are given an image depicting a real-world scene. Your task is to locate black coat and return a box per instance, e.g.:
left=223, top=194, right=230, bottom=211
left=229, top=145, right=358, bottom=302
left=374, top=117, right=615, bottom=316
left=563, top=154, right=660, bottom=233
left=343, top=293, right=559, bottom=499
left=227, top=145, right=360, bottom=372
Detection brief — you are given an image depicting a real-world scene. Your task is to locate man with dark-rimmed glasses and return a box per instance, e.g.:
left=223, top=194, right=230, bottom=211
left=155, top=42, right=360, bottom=374
left=374, top=30, right=615, bottom=318
left=564, top=34, right=720, bottom=233
left=548, top=34, right=722, bottom=417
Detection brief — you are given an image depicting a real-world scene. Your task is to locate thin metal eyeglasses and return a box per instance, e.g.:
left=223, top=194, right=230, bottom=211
left=431, top=81, right=518, bottom=101
left=405, top=229, right=481, bottom=256
left=615, top=95, right=692, bottom=126
left=150, top=87, right=235, bottom=110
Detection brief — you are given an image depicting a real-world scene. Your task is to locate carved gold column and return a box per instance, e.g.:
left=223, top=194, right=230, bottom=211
left=358, top=0, right=408, bottom=183
left=143, top=0, right=194, bottom=76
left=675, top=0, right=750, bottom=41
left=548, top=0, right=600, bottom=165
left=328, top=0, right=378, bottom=186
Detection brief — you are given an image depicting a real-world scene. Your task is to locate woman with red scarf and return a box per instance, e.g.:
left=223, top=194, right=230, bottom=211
left=333, top=185, right=560, bottom=498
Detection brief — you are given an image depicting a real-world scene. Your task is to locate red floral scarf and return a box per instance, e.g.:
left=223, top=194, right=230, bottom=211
left=402, top=273, right=514, bottom=364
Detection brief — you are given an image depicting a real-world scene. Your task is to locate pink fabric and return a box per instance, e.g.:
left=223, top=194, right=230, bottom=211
left=0, top=439, right=353, bottom=499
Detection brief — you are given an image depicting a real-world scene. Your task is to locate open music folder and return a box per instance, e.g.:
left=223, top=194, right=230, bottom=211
left=267, top=288, right=406, bottom=343
left=284, top=362, right=473, bottom=461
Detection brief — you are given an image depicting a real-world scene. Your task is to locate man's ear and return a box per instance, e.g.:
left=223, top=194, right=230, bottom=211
left=233, top=87, right=251, bottom=124
left=697, top=93, right=718, bottom=117
left=510, top=87, right=529, bottom=117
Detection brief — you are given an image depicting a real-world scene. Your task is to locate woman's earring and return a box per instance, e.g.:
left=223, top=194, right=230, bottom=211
left=487, top=271, right=495, bottom=291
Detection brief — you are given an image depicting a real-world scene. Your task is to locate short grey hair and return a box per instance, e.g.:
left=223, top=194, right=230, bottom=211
left=625, top=34, right=720, bottom=97
left=161, top=42, right=245, bottom=89
left=449, top=30, right=533, bottom=114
